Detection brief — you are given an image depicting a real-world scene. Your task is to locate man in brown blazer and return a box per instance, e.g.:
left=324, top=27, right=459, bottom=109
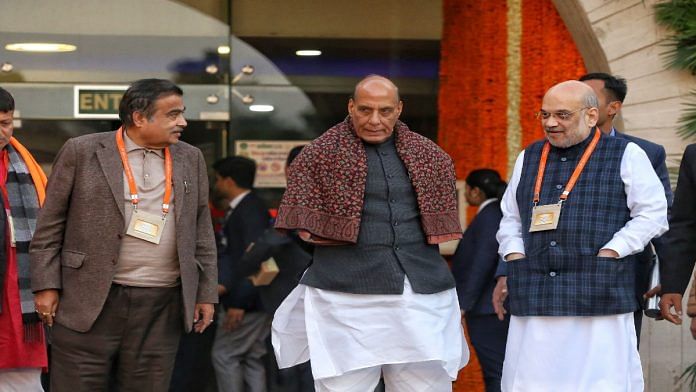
left=29, top=79, right=218, bottom=391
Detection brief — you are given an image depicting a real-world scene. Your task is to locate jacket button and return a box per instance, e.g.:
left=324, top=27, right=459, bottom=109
left=561, top=157, right=567, bottom=162
left=549, top=271, right=557, bottom=277
left=556, top=184, right=563, bottom=190
left=550, top=241, right=557, bottom=246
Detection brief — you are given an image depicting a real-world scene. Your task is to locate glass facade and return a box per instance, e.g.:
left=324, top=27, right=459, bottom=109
left=0, top=0, right=442, bottom=206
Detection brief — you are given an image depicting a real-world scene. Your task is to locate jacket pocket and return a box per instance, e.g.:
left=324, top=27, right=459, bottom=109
left=61, top=250, right=86, bottom=268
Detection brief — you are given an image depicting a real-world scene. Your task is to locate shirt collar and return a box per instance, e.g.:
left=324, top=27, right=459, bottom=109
left=478, top=198, right=498, bottom=213
left=229, top=190, right=251, bottom=210
left=123, top=129, right=165, bottom=158
left=609, top=127, right=616, bottom=137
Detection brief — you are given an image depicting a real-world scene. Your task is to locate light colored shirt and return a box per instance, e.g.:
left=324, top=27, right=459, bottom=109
left=477, top=198, right=498, bottom=213
left=497, top=142, right=668, bottom=259
left=229, top=190, right=251, bottom=210
left=113, top=131, right=179, bottom=287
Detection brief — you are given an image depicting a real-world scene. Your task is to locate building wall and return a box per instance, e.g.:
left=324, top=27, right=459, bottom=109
left=574, top=1, right=696, bottom=391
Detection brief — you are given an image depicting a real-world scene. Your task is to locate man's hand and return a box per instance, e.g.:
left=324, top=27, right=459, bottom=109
left=597, top=248, right=620, bottom=258
left=660, top=293, right=683, bottom=324
left=217, top=284, right=227, bottom=296
left=224, top=308, right=245, bottom=331
left=193, top=303, right=215, bottom=333
left=34, top=289, right=60, bottom=327
left=492, top=276, right=508, bottom=321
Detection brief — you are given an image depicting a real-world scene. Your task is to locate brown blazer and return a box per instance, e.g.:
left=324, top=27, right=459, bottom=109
left=29, top=131, right=218, bottom=333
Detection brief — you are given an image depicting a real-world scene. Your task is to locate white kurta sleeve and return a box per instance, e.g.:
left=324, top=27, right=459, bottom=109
left=601, top=142, right=669, bottom=257
left=497, top=151, right=526, bottom=259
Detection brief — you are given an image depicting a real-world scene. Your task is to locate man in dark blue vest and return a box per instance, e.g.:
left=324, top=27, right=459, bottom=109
left=492, top=74, right=673, bottom=345
left=496, top=81, right=667, bottom=390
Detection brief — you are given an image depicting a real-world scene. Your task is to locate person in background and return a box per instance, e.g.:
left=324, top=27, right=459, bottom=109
left=451, top=169, right=508, bottom=392
left=237, top=145, right=315, bottom=392
left=212, top=156, right=270, bottom=392
left=0, top=86, right=48, bottom=391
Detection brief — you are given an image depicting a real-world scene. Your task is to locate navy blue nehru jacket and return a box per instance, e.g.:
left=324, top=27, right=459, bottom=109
left=508, top=130, right=638, bottom=316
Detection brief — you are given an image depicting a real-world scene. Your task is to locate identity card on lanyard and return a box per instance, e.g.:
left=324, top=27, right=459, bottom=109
left=529, top=130, right=600, bottom=232
left=116, top=128, right=172, bottom=244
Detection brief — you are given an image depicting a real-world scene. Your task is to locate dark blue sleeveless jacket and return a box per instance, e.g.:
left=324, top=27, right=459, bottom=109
left=509, top=129, right=638, bottom=316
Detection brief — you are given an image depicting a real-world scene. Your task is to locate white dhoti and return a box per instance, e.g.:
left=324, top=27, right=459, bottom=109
left=502, top=313, right=643, bottom=392
left=272, top=277, right=468, bottom=386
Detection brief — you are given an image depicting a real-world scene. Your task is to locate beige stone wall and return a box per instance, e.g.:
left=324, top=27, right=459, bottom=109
left=577, top=1, right=696, bottom=391
left=582, top=0, right=696, bottom=162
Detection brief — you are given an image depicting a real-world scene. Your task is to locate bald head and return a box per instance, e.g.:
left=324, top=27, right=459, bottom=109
left=348, top=75, right=403, bottom=144
left=540, top=80, right=599, bottom=148
left=353, top=75, right=400, bottom=103
left=544, top=80, right=599, bottom=109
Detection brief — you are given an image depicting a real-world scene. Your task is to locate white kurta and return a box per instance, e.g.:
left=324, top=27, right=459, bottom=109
left=272, top=277, right=469, bottom=380
left=496, top=142, right=669, bottom=391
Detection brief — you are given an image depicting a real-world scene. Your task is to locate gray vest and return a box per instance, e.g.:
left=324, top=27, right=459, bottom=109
left=300, top=136, right=455, bottom=294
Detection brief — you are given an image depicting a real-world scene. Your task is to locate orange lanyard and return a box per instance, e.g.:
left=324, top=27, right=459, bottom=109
left=116, top=128, right=172, bottom=216
left=533, top=129, right=601, bottom=205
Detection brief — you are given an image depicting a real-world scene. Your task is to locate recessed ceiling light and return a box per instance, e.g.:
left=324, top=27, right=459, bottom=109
left=295, top=50, right=322, bottom=56
left=217, top=45, right=230, bottom=55
left=5, top=43, right=76, bottom=52
left=249, top=104, right=274, bottom=112
left=205, top=64, right=219, bottom=74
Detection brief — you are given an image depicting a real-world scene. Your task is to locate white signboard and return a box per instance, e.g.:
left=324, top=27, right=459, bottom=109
left=235, top=140, right=309, bottom=188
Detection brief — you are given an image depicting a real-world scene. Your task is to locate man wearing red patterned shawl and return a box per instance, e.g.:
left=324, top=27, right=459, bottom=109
left=272, top=75, right=469, bottom=391
left=0, top=87, right=48, bottom=390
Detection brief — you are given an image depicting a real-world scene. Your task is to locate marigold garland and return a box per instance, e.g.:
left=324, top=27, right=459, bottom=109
left=440, top=1, right=587, bottom=391
left=519, top=0, right=587, bottom=148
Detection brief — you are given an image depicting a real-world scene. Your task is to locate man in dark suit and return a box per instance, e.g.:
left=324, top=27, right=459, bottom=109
left=211, top=156, right=270, bottom=392
left=29, top=79, right=218, bottom=391
left=660, top=145, right=696, bottom=326
left=580, top=73, right=672, bottom=343
left=451, top=169, right=508, bottom=392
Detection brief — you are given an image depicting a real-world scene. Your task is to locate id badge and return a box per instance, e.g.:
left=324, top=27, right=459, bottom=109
left=126, top=209, right=166, bottom=244
left=529, top=203, right=561, bottom=232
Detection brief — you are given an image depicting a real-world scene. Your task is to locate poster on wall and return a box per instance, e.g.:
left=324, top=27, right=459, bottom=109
left=235, top=140, right=310, bottom=188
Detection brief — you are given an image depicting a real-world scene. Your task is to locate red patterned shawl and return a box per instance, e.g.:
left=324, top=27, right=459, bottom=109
left=275, top=117, right=462, bottom=244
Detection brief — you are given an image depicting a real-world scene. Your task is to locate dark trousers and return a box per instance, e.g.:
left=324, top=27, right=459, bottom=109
left=169, top=324, right=218, bottom=392
left=50, top=284, right=183, bottom=392
left=466, top=314, right=509, bottom=392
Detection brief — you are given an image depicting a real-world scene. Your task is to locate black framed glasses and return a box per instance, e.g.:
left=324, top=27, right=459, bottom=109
left=536, top=107, right=589, bottom=121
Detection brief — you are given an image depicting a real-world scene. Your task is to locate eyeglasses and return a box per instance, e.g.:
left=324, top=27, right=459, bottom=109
left=536, top=107, right=589, bottom=121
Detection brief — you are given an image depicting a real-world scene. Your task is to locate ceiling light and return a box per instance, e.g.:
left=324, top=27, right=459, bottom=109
left=249, top=105, right=274, bottom=112
left=5, top=42, right=76, bottom=52
left=205, top=64, right=219, bottom=74
left=206, top=94, right=219, bottom=104
left=217, top=45, right=230, bottom=55
left=295, top=50, right=322, bottom=56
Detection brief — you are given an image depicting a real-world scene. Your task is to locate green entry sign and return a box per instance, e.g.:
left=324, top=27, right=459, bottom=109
left=74, top=85, right=127, bottom=118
